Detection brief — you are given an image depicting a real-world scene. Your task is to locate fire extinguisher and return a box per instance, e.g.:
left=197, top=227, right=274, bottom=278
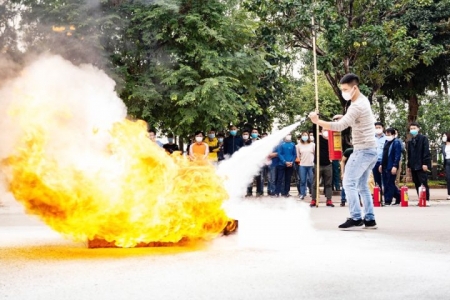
left=419, top=184, right=427, bottom=207
left=400, top=185, right=409, bottom=207
left=373, top=184, right=381, bottom=207
left=327, top=130, right=342, bottom=160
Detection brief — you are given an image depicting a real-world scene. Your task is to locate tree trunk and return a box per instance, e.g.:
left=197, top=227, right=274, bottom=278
left=408, top=93, right=419, bottom=124
left=377, top=96, right=385, bottom=125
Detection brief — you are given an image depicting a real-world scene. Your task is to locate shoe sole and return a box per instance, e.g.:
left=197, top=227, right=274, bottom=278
left=339, top=225, right=363, bottom=231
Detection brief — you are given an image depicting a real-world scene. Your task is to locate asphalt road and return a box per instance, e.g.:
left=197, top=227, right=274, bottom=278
left=1, top=191, right=450, bottom=300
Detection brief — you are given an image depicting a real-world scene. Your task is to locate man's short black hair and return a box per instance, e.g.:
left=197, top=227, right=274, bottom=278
left=374, top=122, right=384, bottom=127
left=340, top=73, right=360, bottom=85
left=409, top=122, right=420, bottom=128
left=148, top=128, right=156, bottom=134
left=217, top=132, right=225, bottom=137
left=167, top=133, right=174, bottom=138
left=195, top=131, right=204, bottom=136
left=242, top=129, right=250, bottom=134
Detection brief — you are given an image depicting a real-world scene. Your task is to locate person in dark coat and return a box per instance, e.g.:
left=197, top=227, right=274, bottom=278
left=407, top=122, right=431, bottom=201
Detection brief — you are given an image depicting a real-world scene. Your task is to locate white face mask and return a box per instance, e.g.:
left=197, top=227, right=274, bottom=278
left=341, top=86, right=355, bottom=101
left=443, top=136, right=448, bottom=143
left=322, top=131, right=328, bottom=138
left=309, top=136, right=314, bottom=141
left=375, top=128, right=383, bottom=135
left=285, top=135, right=292, bottom=141
left=195, top=136, right=203, bottom=142
left=243, top=134, right=249, bottom=140
left=386, top=135, right=394, bottom=142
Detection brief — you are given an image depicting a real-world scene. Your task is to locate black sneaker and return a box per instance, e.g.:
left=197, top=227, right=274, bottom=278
left=340, top=201, right=345, bottom=207
left=363, top=219, right=378, bottom=229
left=338, top=218, right=363, bottom=229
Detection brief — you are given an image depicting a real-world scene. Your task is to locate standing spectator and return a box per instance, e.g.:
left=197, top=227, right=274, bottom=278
left=296, top=131, right=315, bottom=200
left=224, top=125, right=243, bottom=157
left=407, top=122, right=431, bottom=203
left=275, top=134, right=297, bottom=197
left=217, top=133, right=225, bottom=162
left=163, top=133, right=179, bottom=154
left=204, top=129, right=219, bottom=164
left=441, top=132, right=450, bottom=200
left=379, top=128, right=402, bottom=205
left=373, top=122, right=386, bottom=203
left=148, top=129, right=163, bottom=147
left=247, top=128, right=263, bottom=197
left=189, top=131, right=209, bottom=161
left=309, top=73, right=378, bottom=229
left=310, top=126, right=334, bottom=207
left=242, top=129, right=251, bottom=146
left=339, top=147, right=353, bottom=206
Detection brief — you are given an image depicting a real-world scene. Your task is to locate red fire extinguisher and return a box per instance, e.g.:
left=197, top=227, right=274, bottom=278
left=373, top=184, right=381, bottom=207
left=418, top=184, right=427, bottom=207
left=327, top=130, right=342, bottom=160
left=400, top=185, right=409, bottom=207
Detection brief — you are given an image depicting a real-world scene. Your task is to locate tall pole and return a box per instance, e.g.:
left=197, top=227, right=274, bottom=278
left=312, top=15, right=320, bottom=207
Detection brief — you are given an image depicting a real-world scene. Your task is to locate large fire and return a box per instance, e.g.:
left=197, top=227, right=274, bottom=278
left=0, top=56, right=232, bottom=247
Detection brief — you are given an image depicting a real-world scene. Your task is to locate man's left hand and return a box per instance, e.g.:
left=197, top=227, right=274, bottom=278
left=422, top=165, right=428, bottom=172
left=391, top=167, right=397, bottom=175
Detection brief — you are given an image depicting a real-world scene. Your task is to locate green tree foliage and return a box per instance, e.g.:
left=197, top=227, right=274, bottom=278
left=116, top=0, right=269, bottom=136
left=246, top=0, right=450, bottom=117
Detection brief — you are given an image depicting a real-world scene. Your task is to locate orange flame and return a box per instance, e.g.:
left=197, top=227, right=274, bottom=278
left=3, top=117, right=231, bottom=248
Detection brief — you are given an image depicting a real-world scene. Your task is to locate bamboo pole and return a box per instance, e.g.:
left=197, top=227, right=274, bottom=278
left=312, top=15, right=320, bottom=207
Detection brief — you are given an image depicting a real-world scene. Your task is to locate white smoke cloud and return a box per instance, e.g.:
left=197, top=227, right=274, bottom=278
left=0, top=54, right=127, bottom=171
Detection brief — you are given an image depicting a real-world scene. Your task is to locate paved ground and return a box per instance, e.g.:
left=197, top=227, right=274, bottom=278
left=1, top=189, right=450, bottom=300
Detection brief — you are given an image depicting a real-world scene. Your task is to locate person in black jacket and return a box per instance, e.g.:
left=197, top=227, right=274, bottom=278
left=407, top=122, right=431, bottom=201
left=223, top=125, right=244, bottom=157
left=310, top=125, right=334, bottom=207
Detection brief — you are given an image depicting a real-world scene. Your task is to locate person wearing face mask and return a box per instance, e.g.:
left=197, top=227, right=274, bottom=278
left=245, top=128, right=264, bottom=197
left=163, top=133, right=180, bottom=154
left=274, top=134, right=297, bottom=197
left=308, top=73, right=378, bottom=229
left=296, top=131, right=315, bottom=200
left=242, top=129, right=252, bottom=146
left=441, top=132, right=450, bottom=200
left=378, top=128, right=402, bottom=205
left=310, top=126, right=334, bottom=207
left=407, top=122, right=431, bottom=203
left=372, top=122, right=387, bottom=205
left=224, top=125, right=244, bottom=157
left=189, top=131, right=209, bottom=161
left=204, top=129, right=219, bottom=163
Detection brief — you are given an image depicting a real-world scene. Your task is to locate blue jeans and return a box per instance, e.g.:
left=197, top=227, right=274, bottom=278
left=275, top=165, right=294, bottom=196
left=343, top=148, right=377, bottom=221
left=299, top=166, right=313, bottom=196
left=341, top=188, right=346, bottom=203
left=268, top=164, right=278, bottom=195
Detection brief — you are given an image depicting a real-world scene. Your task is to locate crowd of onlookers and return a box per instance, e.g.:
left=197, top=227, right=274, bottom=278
left=147, top=122, right=450, bottom=205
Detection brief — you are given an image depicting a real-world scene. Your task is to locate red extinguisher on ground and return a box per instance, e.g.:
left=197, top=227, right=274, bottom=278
left=373, top=184, right=381, bottom=207
left=400, top=185, right=409, bottom=207
left=419, top=184, right=427, bottom=207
